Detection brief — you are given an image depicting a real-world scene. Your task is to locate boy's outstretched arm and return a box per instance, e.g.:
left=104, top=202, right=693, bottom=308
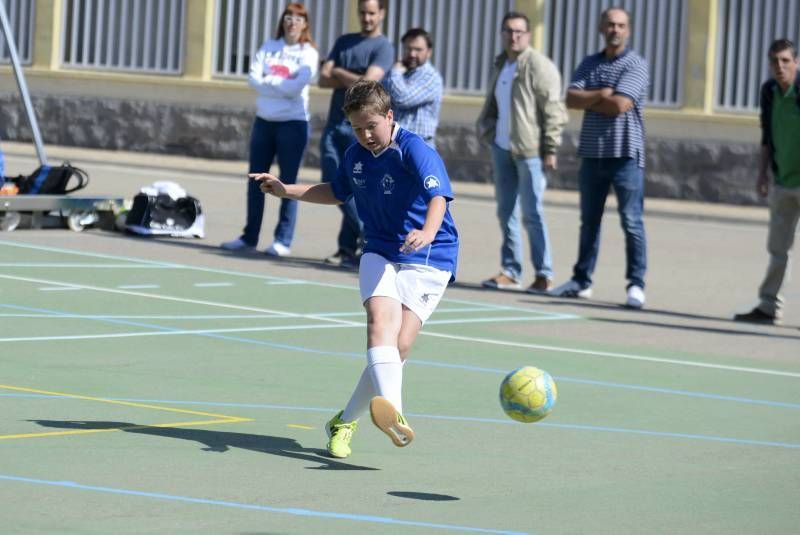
left=250, top=173, right=341, bottom=204
left=401, top=196, right=446, bottom=253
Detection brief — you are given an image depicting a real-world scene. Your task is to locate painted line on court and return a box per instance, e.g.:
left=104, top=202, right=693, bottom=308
left=0, top=273, right=361, bottom=327
left=5, top=393, right=798, bottom=447
left=0, top=263, right=173, bottom=268
left=116, top=284, right=161, bottom=289
left=193, top=282, right=234, bottom=287
left=38, top=286, right=82, bottom=292
left=0, top=312, right=288, bottom=320
left=414, top=414, right=800, bottom=449
left=0, top=474, right=528, bottom=534
left=0, top=314, right=608, bottom=343
left=0, top=322, right=360, bottom=343
left=0, top=385, right=252, bottom=441
left=418, top=331, right=800, bottom=378
left=0, top=308, right=569, bottom=322
left=6, top=304, right=794, bottom=408
left=0, top=419, right=248, bottom=441
left=1, top=246, right=796, bottom=377
left=0, top=240, right=573, bottom=319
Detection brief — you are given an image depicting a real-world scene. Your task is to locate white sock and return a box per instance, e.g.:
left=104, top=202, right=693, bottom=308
left=341, top=367, right=374, bottom=422
left=367, top=346, right=403, bottom=414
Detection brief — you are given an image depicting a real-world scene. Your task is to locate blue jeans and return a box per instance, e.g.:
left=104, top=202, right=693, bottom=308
left=242, top=118, right=308, bottom=247
left=320, top=121, right=362, bottom=256
left=573, top=157, right=647, bottom=289
left=490, top=144, right=553, bottom=280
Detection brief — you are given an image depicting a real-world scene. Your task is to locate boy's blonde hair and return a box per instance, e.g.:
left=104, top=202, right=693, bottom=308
left=343, top=80, right=392, bottom=117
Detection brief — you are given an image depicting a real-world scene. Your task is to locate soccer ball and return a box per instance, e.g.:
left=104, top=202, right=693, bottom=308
left=499, top=366, right=557, bottom=423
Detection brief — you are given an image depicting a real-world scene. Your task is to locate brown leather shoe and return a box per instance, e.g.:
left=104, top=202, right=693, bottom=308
left=526, top=275, right=553, bottom=294
left=481, top=272, right=521, bottom=290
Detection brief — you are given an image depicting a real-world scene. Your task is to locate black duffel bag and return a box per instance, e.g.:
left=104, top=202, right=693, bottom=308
left=13, top=162, right=89, bottom=194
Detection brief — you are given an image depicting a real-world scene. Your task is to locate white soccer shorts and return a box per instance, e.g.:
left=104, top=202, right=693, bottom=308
left=358, top=252, right=452, bottom=324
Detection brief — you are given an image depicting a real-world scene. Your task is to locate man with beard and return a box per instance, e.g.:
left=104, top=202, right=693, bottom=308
left=382, top=28, right=443, bottom=147
left=551, top=6, right=650, bottom=309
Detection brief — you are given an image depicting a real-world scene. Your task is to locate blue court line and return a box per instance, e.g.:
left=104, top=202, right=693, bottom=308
left=0, top=474, right=528, bottom=534
left=4, top=394, right=799, bottom=450
left=3, top=303, right=800, bottom=412
left=411, top=359, right=800, bottom=410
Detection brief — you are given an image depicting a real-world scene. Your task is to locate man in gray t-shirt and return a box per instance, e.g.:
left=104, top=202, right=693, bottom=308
left=318, top=0, right=394, bottom=268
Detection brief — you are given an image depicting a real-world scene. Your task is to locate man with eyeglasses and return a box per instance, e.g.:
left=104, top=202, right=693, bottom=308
left=477, top=11, right=567, bottom=294
left=318, top=0, right=394, bottom=268
left=382, top=28, right=443, bottom=147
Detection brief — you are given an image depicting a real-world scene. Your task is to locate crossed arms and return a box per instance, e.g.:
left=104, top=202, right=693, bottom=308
left=318, top=61, right=386, bottom=89
left=566, top=87, right=634, bottom=116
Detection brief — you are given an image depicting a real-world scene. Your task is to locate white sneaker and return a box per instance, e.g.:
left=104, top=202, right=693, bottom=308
left=265, top=242, right=291, bottom=257
left=625, top=285, right=645, bottom=309
left=551, top=280, right=593, bottom=298
left=220, top=238, right=255, bottom=251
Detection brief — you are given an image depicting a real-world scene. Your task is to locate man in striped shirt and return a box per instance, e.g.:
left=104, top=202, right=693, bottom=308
left=382, top=28, right=443, bottom=147
left=551, top=6, right=649, bottom=309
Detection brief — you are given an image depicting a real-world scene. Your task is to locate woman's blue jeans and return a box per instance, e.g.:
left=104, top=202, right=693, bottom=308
left=242, top=117, right=308, bottom=247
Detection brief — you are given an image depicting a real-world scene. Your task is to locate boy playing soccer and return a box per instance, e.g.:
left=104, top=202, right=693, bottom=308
left=252, top=80, right=459, bottom=458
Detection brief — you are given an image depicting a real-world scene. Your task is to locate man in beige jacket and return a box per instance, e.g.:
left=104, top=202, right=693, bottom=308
left=477, top=11, right=567, bottom=293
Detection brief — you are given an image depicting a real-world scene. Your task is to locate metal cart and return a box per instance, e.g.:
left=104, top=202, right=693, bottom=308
left=1, top=2, right=125, bottom=233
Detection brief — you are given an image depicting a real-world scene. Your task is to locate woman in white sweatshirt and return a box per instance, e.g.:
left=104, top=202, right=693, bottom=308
left=222, top=3, right=319, bottom=256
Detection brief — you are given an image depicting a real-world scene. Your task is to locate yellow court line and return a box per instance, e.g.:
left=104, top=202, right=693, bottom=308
left=287, top=424, right=314, bottom=430
left=0, top=384, right=247, bottom=420
left=0, top=418, right=252, bottom=441
left=0, top=384, right=253, bottom=441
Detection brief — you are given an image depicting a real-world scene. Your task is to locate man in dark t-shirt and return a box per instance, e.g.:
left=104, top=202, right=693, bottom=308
left=318, top=0, right=394, bottom=267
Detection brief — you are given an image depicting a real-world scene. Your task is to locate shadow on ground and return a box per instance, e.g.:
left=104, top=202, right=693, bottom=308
left=387, top=491, right=459, bottom=501
left=29, top=419, right=377, bottom=471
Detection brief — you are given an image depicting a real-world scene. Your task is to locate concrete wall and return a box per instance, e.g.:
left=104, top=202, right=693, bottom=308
left=0, top=84, right=763, bottom=206
left=0, top=0, right=764, bottom=206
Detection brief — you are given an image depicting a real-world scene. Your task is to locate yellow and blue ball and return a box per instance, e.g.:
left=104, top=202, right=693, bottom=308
left=499, top=366, right=557, bottom=423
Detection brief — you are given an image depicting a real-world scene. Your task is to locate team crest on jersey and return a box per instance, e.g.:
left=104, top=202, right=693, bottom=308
left=352, top=176, right=366, bottom=188
left=381, top=174, right=395, bottom=194
left=423, top=175, right=440, bottom=190
left=353, top=161, right=363, bottom=174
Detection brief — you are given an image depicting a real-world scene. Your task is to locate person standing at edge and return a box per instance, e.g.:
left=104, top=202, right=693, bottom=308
left=221, top=3, right=318, bottom=257
left=382, top=28, right=444, bottom=147
left=318, top=0, right=394, bottom=268
left=734, top=39, right=800, bottom=325
left=477, top=11, right=567, bottom=294
left=551, top=6, right=650, bottom=309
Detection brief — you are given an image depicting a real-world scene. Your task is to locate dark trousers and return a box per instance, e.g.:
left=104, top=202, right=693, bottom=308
left=242, top=117, right=308, bottom=247
left=319, top=121, right=362, bottom=256
left=573, top=157, right=647, bottom=289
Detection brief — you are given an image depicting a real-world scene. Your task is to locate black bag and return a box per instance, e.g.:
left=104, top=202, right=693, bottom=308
left=13, top=163, right=89, bottom=194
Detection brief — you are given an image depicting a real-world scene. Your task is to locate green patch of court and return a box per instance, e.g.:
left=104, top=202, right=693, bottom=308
left=1, top=239, right=798, bottom=534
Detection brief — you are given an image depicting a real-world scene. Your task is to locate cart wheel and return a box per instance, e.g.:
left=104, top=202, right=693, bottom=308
left=66, top=211, right=98, bottom=232
left=0, top=211, right=22, bottom=232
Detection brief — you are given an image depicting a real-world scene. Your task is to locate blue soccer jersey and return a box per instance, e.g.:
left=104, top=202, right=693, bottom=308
left=330, top=126, right=459, bottom=279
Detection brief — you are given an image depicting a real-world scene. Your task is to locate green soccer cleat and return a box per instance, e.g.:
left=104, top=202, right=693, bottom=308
left=369, top=396, right=414, bottom=448
left=325, top=410, right=357, bottom=459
